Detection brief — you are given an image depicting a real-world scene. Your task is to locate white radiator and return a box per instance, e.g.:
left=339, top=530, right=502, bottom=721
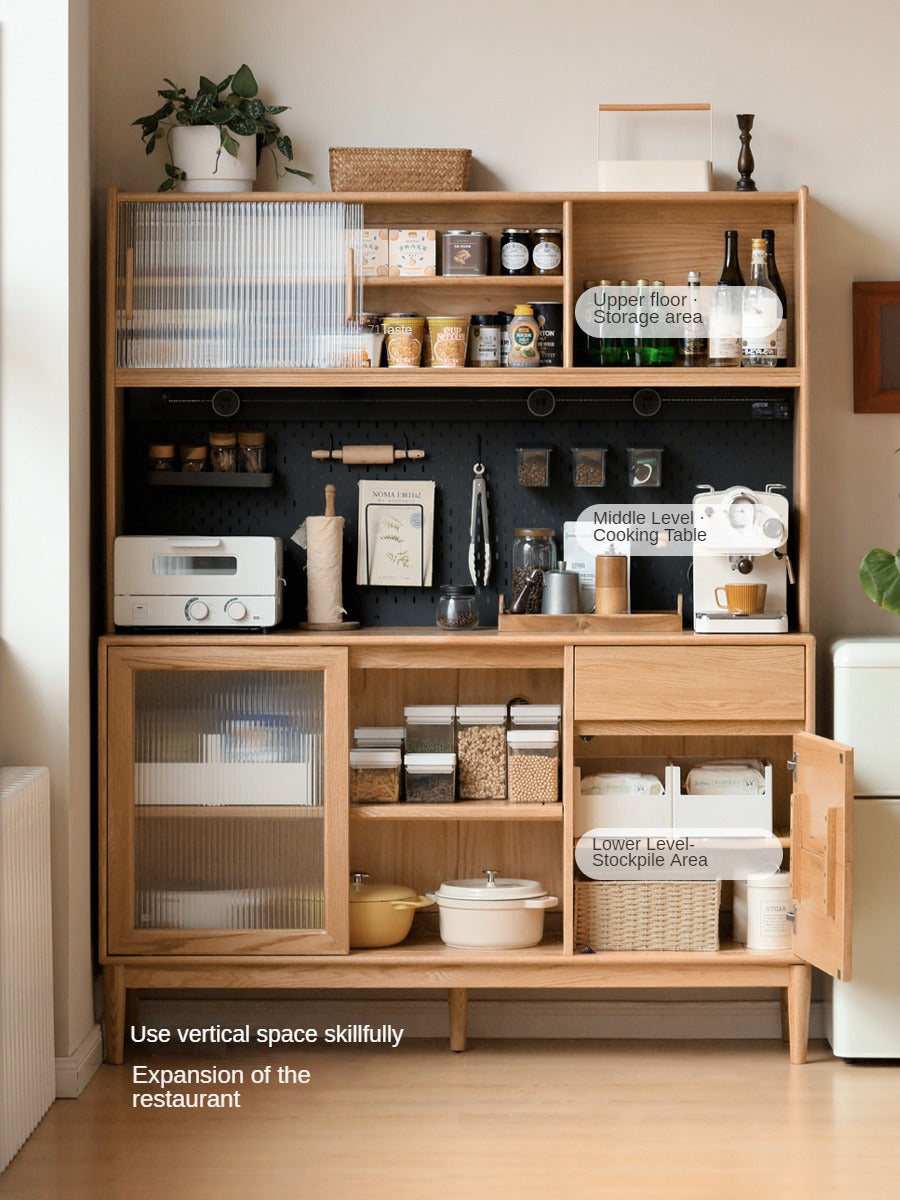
left=0, top=767, right=54, bottom=1173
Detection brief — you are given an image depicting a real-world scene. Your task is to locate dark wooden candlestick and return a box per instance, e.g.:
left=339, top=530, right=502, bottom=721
left=735, top=114, right=757, bottom=192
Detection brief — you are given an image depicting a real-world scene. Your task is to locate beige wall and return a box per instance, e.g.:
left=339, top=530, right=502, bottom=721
left=90, top=0, right=900, bottom=661
left=0, top=0, right=96, bottom=1065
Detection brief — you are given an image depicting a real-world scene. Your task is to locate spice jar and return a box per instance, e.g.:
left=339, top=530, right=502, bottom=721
left=531, top=228, right=563, bottom=276
left=511, top=529, right=557, bottom=614
left=208, top=430, right=237, bottom=472
left=147, top=443, right=176, bottom=471
left=467, top=315, right=501, bottom=368
left=237, top=430, right=266, bottom=473
left=436, top=585, right=479, bottom=630
left=179, top=444, right=207, bottom=472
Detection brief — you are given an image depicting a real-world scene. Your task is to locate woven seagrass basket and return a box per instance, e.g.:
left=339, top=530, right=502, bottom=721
left=574, top=879, right=721, bottom=952
left=329, top=147, right=472, bottom=192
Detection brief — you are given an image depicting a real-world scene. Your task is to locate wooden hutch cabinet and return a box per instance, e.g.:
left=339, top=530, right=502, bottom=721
left=99, top=186, right=853, bottom=1066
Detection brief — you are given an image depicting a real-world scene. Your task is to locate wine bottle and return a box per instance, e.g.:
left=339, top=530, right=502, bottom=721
left=741, top=237, right=779, bottom=367
left=708, top=230, right=744, bottom=367
left=681, top=270, right=708, bottom=366
left=761, top=228, right=788, bottom=366
left=617, top=280, right=634, bottom=366
left=650, top=280, right=674, bottom=365
left=634, top=278, right=651, bottom=366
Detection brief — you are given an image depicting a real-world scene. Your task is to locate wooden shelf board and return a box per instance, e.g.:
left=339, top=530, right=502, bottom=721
left=350, top=802, right=563, bottom=821
left=135, top=804, right=323, bottom=819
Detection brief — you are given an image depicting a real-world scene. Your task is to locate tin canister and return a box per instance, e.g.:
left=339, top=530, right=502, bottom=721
left=499, top=229, right=531, bottom=276
left=497, top=311, right=513, bottom=366
left=529, top=301, right=563, bottom=367
left=383, top=314, right=425, bottom=368
left=468, top=315, right=501, bottom=367
left=442, top=230, right=489, bottom=276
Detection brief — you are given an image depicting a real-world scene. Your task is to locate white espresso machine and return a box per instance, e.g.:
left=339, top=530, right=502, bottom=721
left=692, top=484, right=792, bottom=633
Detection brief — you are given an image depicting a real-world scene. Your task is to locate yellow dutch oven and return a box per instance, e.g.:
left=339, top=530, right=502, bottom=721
left=349, top=872, right=433, bottom=948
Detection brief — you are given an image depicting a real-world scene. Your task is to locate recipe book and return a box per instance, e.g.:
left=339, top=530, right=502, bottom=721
left=356, top=480, right=435, bottom=587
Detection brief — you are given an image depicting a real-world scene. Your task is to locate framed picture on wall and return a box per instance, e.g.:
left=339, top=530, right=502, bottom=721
left=853, top=281, right=900, bottom=412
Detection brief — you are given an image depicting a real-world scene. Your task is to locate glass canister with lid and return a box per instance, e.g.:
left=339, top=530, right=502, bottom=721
left=510, top=528, right=558, bottom=614
left=456, top=705, right=508, bottom=800
left=403, top=706, right=456, bottom=754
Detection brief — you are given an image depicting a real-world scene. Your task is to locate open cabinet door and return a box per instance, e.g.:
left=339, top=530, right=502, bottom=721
left=791, top=733, right=854, bottom=981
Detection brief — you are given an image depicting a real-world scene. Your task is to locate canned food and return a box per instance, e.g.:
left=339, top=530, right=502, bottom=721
left=442, top=230, right=489, bottom=276
left=531, top=228, right=562, bottom=276
left=468, top=315, right=501, bottom=368
left=500, top=229, right=531, bottom=276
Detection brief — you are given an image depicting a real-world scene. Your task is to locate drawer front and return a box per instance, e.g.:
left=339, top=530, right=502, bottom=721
left=574, top=645, right=807, bottom=723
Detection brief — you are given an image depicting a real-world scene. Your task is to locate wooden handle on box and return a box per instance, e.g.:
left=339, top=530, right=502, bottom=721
left=599, top=103, right=711, bottom=112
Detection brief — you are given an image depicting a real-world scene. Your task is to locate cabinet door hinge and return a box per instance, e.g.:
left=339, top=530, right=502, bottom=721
left=785, top=904, right=798, bottom=932
left=787, top=755, right=798, bottom=780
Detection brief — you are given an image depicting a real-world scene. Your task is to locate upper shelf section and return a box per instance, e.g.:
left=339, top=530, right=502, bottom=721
left=107, top=187, right=808, bottom=388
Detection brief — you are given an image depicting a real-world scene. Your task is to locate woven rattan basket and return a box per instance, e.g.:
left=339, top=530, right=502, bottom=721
left=329, top=147, right=472, bottom=192
left=574, top=880, right=721, bottom=952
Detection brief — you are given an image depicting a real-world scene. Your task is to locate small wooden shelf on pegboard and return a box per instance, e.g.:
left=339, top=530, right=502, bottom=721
left=145, top=472, right=274, bottom=489
left=496, top=594, right=683, bottom=633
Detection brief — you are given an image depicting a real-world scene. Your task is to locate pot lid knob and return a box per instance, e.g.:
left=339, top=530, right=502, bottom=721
left=350, top=872, right=370, bottom=889
left=482, top=869, right=498, bottom=886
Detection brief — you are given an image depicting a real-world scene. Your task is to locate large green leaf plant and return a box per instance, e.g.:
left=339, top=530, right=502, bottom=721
left=859, top=449, right=900, bottom=615
left=133, top=64, right=314, bottom=191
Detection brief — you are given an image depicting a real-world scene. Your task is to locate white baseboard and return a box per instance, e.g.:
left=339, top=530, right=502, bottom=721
left=55, top=1023, right=103, bottom=1098
left=137, top=996, right=825, bottom=1043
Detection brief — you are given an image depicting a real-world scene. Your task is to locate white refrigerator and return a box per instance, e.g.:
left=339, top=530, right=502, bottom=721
left=828, top=638, right=900, bottom=1058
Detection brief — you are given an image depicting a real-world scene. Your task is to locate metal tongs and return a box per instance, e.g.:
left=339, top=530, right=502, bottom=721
left=468, top=462, right=491, bottom=586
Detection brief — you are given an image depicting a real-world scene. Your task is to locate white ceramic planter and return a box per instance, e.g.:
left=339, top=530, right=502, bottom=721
left=427, top=872, right=557, bottom=950
left=169, top=127, right=257, bottom=193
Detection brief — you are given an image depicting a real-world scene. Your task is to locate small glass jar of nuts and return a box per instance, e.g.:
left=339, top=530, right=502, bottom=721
left=455, top=705, right=508, bottom=801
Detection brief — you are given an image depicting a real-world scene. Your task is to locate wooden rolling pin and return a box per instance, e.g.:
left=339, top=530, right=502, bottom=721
left=311, top=445, right=425, bottom=464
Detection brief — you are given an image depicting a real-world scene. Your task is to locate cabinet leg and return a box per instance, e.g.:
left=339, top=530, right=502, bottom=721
left=787, top=964, right=812, bottom=1064
left=448, top=988, right=468, bottom=1052
left=779, top=990, right=789, bottom=1042
left=103, top=965, right=127, bottom=1065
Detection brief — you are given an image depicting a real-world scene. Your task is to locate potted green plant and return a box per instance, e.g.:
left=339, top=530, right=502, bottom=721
left=860, top=449, right=900, bottom=614
left=133, top=64, right=314, bottom=192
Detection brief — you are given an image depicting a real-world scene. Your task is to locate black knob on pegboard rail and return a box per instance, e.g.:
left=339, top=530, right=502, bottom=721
left=633, top=388, right=662, bottom=417
left=526, top=388, right=556, bottom=417
left=211, top=388, right=241, bottom=418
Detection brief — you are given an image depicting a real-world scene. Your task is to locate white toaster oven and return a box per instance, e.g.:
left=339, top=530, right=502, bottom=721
left=114, top=536, right=283, bottom=629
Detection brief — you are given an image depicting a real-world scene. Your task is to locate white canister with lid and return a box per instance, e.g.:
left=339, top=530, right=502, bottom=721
left=733, top=871, right=792, bottom=951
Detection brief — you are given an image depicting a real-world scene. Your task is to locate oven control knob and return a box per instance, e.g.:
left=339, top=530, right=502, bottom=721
left=186, top=598, right=210, bottom=622
left=225, top=599, right=248, bottom=622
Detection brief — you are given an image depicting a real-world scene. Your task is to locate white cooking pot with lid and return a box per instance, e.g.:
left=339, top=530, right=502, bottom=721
left=426, top=869, right=557, bottom=949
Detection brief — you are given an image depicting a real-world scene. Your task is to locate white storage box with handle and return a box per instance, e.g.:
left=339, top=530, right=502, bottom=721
left=597, top=103, right=713, bottom=192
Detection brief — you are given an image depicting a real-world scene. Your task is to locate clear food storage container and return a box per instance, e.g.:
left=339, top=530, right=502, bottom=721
left=508, top=704, right=561, bottom=734
left=353, top=726, right=405, bottom=749
left=349, top=749, right=402, bottom=804
left=403, top=706, right=455, bottom=754
left=455, top=705, right=508, bottom=800
left=506, top=729, right=560, bottom=804
left=404, top=753, right=457, bottom=804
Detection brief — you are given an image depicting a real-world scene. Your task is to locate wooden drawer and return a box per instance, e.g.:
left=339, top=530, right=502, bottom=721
left=574, top=645, right=807, bottom=724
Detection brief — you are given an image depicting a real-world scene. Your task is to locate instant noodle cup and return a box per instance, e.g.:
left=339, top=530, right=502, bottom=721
left=427, top=316, right=470, bottom=368
left=383, top=314, right=425, bottom=368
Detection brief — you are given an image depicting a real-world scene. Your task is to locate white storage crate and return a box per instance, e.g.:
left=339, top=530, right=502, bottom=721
left=671, top=759, right=773, bottom=831
left=575, top=758, right=673, bottom=836
left=597, top=103, right=712, bottom=193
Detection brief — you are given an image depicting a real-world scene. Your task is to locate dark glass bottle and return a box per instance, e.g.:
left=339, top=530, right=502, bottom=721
left=761, top=228, right=788, bottom=366
left=633, top=278, right=651, bottom=366
left=708, top=230, right=744, bottom=367
left=617, top=280, right=634, bottom=366
left=650, top=279, right=674, bottom=365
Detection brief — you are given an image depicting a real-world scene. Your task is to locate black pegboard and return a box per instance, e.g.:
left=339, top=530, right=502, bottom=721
left=125, top=388, right=796, bottom=628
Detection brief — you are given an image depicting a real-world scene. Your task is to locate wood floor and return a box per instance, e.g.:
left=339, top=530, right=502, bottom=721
left=2, top=1039, right=900, bottom=1199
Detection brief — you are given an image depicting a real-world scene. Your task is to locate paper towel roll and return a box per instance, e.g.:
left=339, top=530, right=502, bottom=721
left=305, top=515, right=345, bottom=623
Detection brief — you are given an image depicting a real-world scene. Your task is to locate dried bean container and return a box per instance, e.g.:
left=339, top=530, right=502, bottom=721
left=508, top=704, right=562, bottom=734
left=349, top=749, right=402, bottom=804
left=148, top=443, right=176, bottom=471
left=403, top=706, right=455, bottom=754
left=455, top=705, right=508, bottom=801
left=209, top=430, right=238, bottom=472
left=404, top=753, right=457, bottom=804
left=506, top=729, right=560, bottom=804
left=353, top=727, right=405, bottom=750
left=510, top=529, right=557, bottom=615
left=237, top=430, right=266, bottom=472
